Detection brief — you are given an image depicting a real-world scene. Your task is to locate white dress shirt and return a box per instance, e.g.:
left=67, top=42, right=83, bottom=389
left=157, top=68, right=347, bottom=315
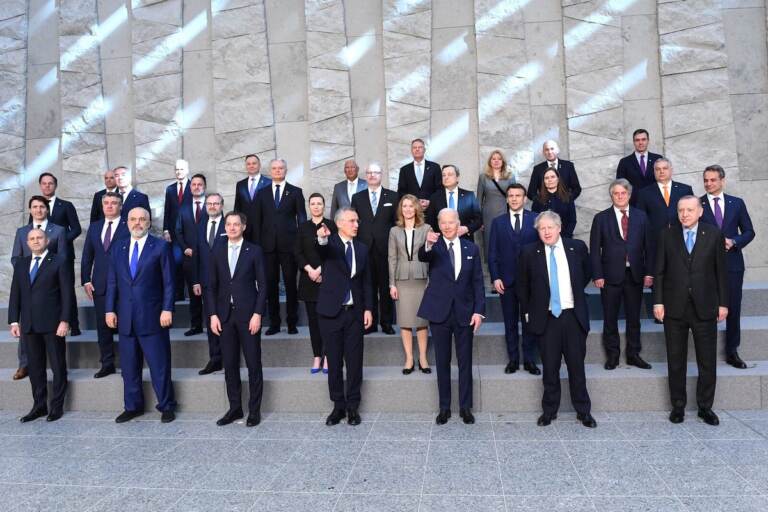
left=634, top=151, right=648, bottom=167
left=683, top=223, right=698, bottom=246
left=613, top=206, right=631, bottom=267
left=339, top=234, right=356, bottom=305
left=444, top=236, right=461, bottom=280
left=206, top=216, right=222, bottom=245
left=657, top=181, right=671, bottom=198
left=120, top=186, right=133, bottom=201
left=101, top=216, right=120, bottom=244
left=29, top=250, right=48, bottom=272
left=368, top=186, right=382, bottom=208
left=176, top=179, right=188, bottom=196
left=546, top=159, right=558, bottom=169
left=31, top=219, right=48, bottom=231
left=191, top=196, right=205, bottom=219
left=707, top=193, right=725, bottom=218
left=47, top=196, right=56, bottom=216
left=228, top=240, right=242, bottom=277
left=271, top=181, right=285, bottom=202
left=129, top=234, right=149, bottom=265
left=346, top=178, right=359, bottom=202
left=509, top=208, right=524, bottom=228
left=545, top=238, right=575, bottom=310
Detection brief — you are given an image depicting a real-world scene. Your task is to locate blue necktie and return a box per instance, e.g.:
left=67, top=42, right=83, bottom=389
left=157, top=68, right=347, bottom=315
left=344, top=241, right=353, bottom=304
left=686, top=230, right=694, bottom=254
left=549, top=245, right=561, bottom=317
left=249, top=177, right=256, bottom=199
left=448, top=191, right=455, bottom=209
left=29, top=256, right=41, bottom=283
left=130, top=242, right=139, bottom=279
left=371, top=191, right=378, bottom=214
left=274, top=184, right=280, bottom=208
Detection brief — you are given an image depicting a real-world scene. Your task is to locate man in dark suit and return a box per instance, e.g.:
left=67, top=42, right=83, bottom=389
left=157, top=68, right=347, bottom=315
left=653, top=196, right=728, bottom=426
left=700, top=165, right=755, bottom=369
left=174, top=173, right=208, bottom=337
left=425, top=165, right=482, bottom=242
left=89, top=168, right=118, bottom=222
left=316, top=207, right=373, bottom=426
left=234, top=154, right=272, bottom=241
left=9, top=228, right=73, bottom=422
left=615, top=129, right=663, bottom=206
left=330, top=159, right=367, bottom=219
left=418, top=208, right=485, bottom=425
left=636, top=158, right=693, bottom=250
left=517, top=210, right=596, bottom=428
left=207, top=211, right=267, bottom=427
left=36, top=172, right=82, bottom=336
left=114, top=167, right=151, bottom=221
left=397, top=138, right=442, bottom=209
left=163, top=159, right=193, bottom=300
left=253, top=158, right=306, bottom=335
left=488, top=184, right=540, bottom=375
left=527, top=140, right=581, bottom=201
left=81, top=192, right=129, bottom=379
left=351, top=163, right=398, bottom=334
left=106, top=207, right=177, bottom=424
left=590, top=179, right=654, bottom=371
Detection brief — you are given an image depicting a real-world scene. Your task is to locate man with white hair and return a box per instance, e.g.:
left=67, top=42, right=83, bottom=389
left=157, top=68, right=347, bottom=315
left=114, top=167, right=150, bottom=222
left=164, top=159, right=192, bottom=301
left=527, top=140, right=581, bottom=202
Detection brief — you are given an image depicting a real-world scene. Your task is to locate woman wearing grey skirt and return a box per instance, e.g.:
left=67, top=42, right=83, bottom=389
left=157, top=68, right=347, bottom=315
left=388, top=194, right=432, bottom=375
left=477, top=149, right=515, bottom=256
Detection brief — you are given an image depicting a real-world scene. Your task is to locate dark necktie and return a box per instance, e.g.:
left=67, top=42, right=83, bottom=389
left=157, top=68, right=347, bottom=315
left=620, top=210, right=628, bottom=240
left=177, top=183, right=183, bottom=205
left=513, top=213, right=520, bottom=233
left=103, top=221, right=113, bottom=252
left=344, top=241, right=353, bottom=303
left=208, top=221, right=216, bottom=248
left=36, top=224, right=41, bottom=230
left=448, top=241, right=456, bottom=280
left=274, top=184, right=281, bottom=208
left=640, top=154, right=646, bottom=176
left=194, top=201, right=201, bottom=223
left=713, top=197, right=723, bottom=228
left=29, top=256, right=41, bottom=283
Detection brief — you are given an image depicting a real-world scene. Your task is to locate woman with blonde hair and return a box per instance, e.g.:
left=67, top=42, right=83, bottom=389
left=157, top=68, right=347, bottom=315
left=388, top=194, right=432, bottom=374
left=477, top=149, right=516, bottom=257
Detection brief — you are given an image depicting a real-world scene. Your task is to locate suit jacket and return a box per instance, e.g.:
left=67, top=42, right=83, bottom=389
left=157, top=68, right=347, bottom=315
left=528, top=159, right=581, bottom=201
left=295, top=218, right=337, bottom=302
left=105, top=235, right=175, bottom=336
left=90, top=188, right=119, bottom=222
left=28, top=197, right=81, bottom=259
left=11, top=223, right=67, bottom=265
left=616, top=152, right=663, bottom=206
left=653, top=224, right=728, bottom=321
left=531, top=193, right=577, bottom=238
left=253, top=182, right=306, bottom=251
left=424, top=188, right=482, bottom=241
left=194, top=216, right=228, bottom=290
left=589, top=206, right=653, bottom=285
left=351, top=187, right=398, bottom=254
left=175, top=203, right=208, bottom=253
left=417, top=237, right=486, bottom=325
left=234, top=174, right=272, bottom=240
left=330, top=178, right=367, bottom=219
left=636, top=181, right=693, bottom=247
left=163, top=180, right=192, bottom=236
left=81, top=218, right=129, bottom=296
left=516, top=238, right=592, bottom=336
left=315, top=234, right=374, bottom=317
left=120, top=189, right=151, bottom=221
left=387, top=223, right=431, bottom=285
left=9, top=253, right=73, bottom=334
left=699, top=194, right=755, bottom=273
left=206, top=240, right=267, bottom=324
left=397, top=160, right=442, bottom=200
left=487, top=210, right=538, bottom=286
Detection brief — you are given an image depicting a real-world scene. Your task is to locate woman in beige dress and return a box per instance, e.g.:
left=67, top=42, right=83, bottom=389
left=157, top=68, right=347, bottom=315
left=388, top=194, right=432, bottom=374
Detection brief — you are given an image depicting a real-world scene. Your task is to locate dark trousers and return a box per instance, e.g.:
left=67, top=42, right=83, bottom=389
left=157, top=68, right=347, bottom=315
left=320, top=307, right=364, bottom=410
left=172, top=241, right=185, bottom=300
left=725, top=270, right=743, bottom=355
left=181, top=254, right=203, bottom=329
left=664, top=298, right=717, bottom=410
left=601, top=269, right=643, bottom=359
left=305, top=301, right=323, bottom=357
left=431, top=309, right=473, bottom=411
left=119, top=329, right=176, bottom=412
left=93, top=294, right=116, bottom=367
left=540, top=309, right=591, bottom=416
left=200, top=292, right=222, bottom=365
left=369, top=249, right=393, bottom=327
left=500, top=287, right=537, bottom=363
left=66, top=256, right=79, bottom=330
left=25, top=332, right=67, bottom=414
left=265, top=251, right=299, bottom=328
left=220, top=314, right=263, bottom=413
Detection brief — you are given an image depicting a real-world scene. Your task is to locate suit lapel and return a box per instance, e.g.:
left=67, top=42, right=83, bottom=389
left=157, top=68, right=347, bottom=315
left=134, top=237, right=153, bottom=280
left=563, top=240, right=579, bottom=287
left=535, top=243, right=549, bottom=294
left=31, top=254, right=54, bottom=287
left=723, top=195, right=735, bottom=227
left=232, top=244, right=249, bottom=277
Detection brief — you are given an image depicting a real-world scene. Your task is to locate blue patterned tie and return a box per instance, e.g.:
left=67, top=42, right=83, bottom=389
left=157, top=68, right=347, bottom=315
left=448, top=191, right=455, bottom=209
left=274, top=184, right=280, bottom=208
left=686, top=230, right=694, bottom=254
left=29, top=256, right=40, bottom=283
left=130, top=242, right=139, bottom=279
left=371, top=191, right=378, bottom=214
left=344, top=241, right=353, bottom=304
left=549, top=245, right=561, bottom=317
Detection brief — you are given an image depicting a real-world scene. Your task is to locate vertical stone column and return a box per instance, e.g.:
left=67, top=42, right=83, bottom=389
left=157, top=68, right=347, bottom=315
left=265, top=0, right=310, bottom=186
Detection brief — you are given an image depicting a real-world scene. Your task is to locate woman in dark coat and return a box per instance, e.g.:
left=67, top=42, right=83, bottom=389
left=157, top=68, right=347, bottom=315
left=531, top=167, right=577, bottom=238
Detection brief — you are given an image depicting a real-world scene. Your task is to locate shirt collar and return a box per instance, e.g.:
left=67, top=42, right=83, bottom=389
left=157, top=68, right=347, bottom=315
left=634, top=151, right=647, bottom=158
left=47, top=195, right=56, bottom=205
left=32, top=218, right=48, bottom=229
left=444, top=236, right=459, bottom=246
left=339, top=234, right=353, bottom=244
left=368, top=186, right=381, bottom=194
left=104, top=215, right=120, bottom=223
left=707, top=192, right=724, bottom=202
left=209, top=215, right=222, bottom=223
left=193, top=195, right=205, bottom=203
left=347, top=178, right=358, bottom=185
left=228, top=238, right=243, bottom=248
left=446, top=186, right=459, bottom=193
left=32, top=250, right=48, bottom=261
left=685, top=223, right=699, bottom=235
left=546, top=159, right=558, bottom=168
left=131, top=233, right=148, bottom=246
left=121, top=185, right=133, bottom=195
left=509, top=208, right=524, bottom=216
left=613, top=205, right=629, bottom=214
left=548, top=236, right=562, bottom=250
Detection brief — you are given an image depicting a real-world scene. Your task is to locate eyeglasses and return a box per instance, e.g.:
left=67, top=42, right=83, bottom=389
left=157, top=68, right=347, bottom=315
left=205, top=202, right=222, bottom=206
left=366, top=171, right=382, bottom=175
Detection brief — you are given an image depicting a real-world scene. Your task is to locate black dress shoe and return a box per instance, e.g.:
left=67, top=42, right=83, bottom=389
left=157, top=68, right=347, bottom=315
left=577, top=412, right=597, bottom=428
left=198, top=361, right=223, bottom=375
left=287, top=326, right=298, bottom=335
left=698, top=408, right=720, bottom=426
left=93, top=366, right=116, bottom=379
left=459, top=409, right=475, bottom=424
left=347, top=409, right=362, bottom=426
left=216, top=409, right=244, bottom=426
left=161, top=411, right=175, bottom=423
left=46, top=411, right=63, bottom=422
left=265, top=326, right=280, bottom=336
left=626, top=354, right=652, bottom=370
left=70, top=327, right=82, bottom=337
left=184, top=327, right=204, bottom=336
left=418, top=363, right=432, bottom=374
left=726, top=352, right=748, bottom=369
left=20, top=408, right=47, bottom=423
left=364, top=326, right=378, bottom=335
left=604, top=356, right=619, bottom=370
left=381, top=325, right=396, bottom=335
left=402, top=364, right=415, bottom=375
left=435, top=409, right=451, bottom=425
left=326, top=408, right=346, bottom=426
left=669, top=408, right=685, bottom=424
left=523, top=362, right=541, bottom=375
left=246, top=412, right=261, bottom=427
left=504, top=361, right=518, bottom=374
left=537, top=413, right=556, bottom=426
left=115, top=410, right=144, bottom=423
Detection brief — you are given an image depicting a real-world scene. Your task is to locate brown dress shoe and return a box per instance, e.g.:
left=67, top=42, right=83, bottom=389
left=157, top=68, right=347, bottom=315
left=13, top=367, right=28, bottom=380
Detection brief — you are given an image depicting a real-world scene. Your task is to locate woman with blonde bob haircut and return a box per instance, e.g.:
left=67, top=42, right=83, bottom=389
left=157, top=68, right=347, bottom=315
left=388, top=194, right=433, bottom=374
left=477, top=149, right=516, bottom=258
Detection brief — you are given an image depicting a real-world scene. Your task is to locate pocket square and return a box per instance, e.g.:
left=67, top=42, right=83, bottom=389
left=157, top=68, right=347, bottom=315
left=466, top=256, right=473, bottom=260
left=383, top=203, right=393, bottom=207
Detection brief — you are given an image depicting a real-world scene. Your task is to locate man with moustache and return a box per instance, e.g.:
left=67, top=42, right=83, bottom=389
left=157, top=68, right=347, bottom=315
left=330, top=159, right=367, bottom=219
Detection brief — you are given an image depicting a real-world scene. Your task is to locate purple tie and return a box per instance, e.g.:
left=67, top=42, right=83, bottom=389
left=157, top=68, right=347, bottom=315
left=714, top=197, right=723, bottom=228
left=639, top=154, right=646, bottom=176
left=103, top=221, right=113, bottom=252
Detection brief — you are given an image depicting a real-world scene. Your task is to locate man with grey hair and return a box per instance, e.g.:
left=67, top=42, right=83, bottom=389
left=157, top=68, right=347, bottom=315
left=331, top=159, right=367, bottom=219
left=518, top=210, right=596, bottom=428
left=527, top=140, right=581, bottom=202
left=114, top=167, right=150, bottom=221
left=590, top=179, right=654, bottom=371
left=164, top=159, right=192, bottom=301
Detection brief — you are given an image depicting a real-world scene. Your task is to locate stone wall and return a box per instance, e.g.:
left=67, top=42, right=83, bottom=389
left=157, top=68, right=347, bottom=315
left=1, top=0, right=768, bottom=301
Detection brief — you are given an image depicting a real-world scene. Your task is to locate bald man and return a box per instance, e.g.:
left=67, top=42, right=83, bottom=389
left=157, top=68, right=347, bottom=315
left=527, top=140, right=581, bottom=202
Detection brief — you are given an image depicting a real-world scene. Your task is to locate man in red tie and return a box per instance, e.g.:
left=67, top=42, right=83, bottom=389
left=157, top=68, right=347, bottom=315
left=163, top=159, right=192, bottom=301
left=175, top=174, right=208, bottom=336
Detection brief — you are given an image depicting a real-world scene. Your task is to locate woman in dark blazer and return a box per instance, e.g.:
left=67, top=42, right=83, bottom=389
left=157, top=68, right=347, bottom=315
left=531, top=168, right=577, bottom=238
left=294, top=192, right=336, bottom=373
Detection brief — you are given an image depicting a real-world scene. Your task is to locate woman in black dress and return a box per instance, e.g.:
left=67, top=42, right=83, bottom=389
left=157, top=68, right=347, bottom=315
left=531, top=167, right=577, bottom=238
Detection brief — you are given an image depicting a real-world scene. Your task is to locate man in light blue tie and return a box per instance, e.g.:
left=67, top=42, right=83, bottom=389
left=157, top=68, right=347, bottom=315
left=424, top=165, right=482, bottom=242
left=517, top=211, right=596, bottom=428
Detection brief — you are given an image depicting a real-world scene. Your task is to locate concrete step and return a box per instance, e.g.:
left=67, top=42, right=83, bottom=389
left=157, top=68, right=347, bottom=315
left=1, top=362, right=765, bottom=413
left=2, top=318, right=767, bottom=369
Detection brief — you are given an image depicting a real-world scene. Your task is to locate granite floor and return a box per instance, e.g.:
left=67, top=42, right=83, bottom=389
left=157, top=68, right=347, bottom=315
left=0, top=409, right=768, bottom=511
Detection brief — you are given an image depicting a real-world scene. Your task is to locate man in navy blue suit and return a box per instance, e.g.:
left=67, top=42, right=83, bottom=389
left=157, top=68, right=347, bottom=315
left=163, top=159, right=193, bottom=301
left=175, top=173, right=208, bottom=337
left=487, top=184, right=540, bottom=375
left=700, top=165, right=755, bottom=369
left=106, top=207, right=177, bottom=424
left=315, top=208, right=374, bottom=426
left=636, top=158, right=693, bottom=251
left=89, top=168, right=118, bottom=222
left=397, top=138, right=442, bottom=209
left=207, top=211, right=267, bottom=427
left=616, top=129, right=664, bottom=206
left=114, top=167, right=150, bottom=221
left=81, top=192, right=129, bottom=378
left=590, top=179, right=654, bottom=371
left=527, top=140, right=581, bottom=202
left=234, top=154, right=272, bottom=242
left=418, top=208, right=486, bottom=425
left=424, top=165, right=482, bottom=242
left=517, top=210, right=596, bottom=428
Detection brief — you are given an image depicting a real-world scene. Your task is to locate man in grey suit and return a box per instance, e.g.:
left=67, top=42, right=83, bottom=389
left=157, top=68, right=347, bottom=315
left=330, top=160, right=367, bottom=219
left=10, top=195, right=67, bottom=381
